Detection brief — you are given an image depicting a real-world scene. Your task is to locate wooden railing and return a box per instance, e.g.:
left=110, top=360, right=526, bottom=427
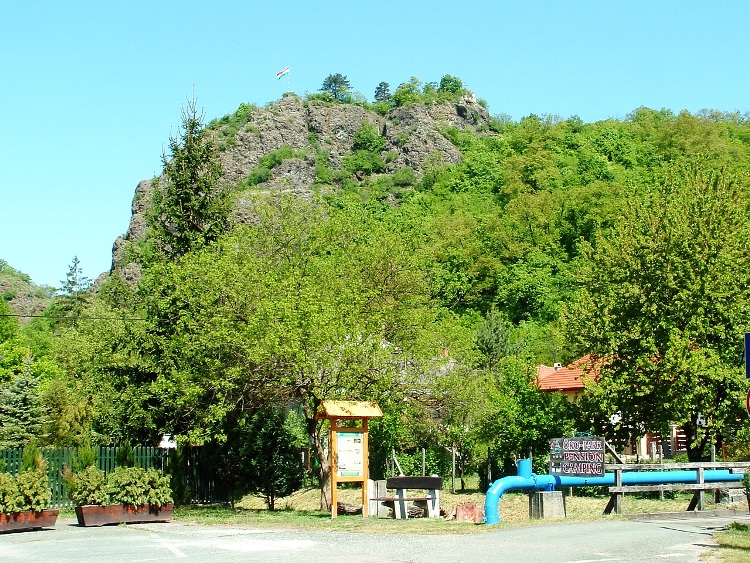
left=602, top=462, right=750, bottom=515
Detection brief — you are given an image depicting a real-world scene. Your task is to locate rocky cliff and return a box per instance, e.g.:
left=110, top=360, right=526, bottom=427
left=110, top=92, right=490, bottom=283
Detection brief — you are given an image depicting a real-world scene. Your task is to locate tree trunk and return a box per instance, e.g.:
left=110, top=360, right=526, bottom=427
left=684, top=421, right=709, bottom=462
left=314, top=437, right=332, bottom=511
left=302, top=398, right=332, bottom=511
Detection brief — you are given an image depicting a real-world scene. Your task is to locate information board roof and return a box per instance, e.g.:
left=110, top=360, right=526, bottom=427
left=317, top=400, right=383, bottom=419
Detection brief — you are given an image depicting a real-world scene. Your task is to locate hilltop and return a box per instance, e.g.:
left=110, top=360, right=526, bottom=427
left=0, top=260, right=53, bottom=322
left=110, top=90, right=490, bottom=284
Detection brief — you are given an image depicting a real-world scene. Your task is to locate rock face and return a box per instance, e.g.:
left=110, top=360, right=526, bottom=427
left=111, top=93, right=490, bottom=281
left=0, top=267, right=53, bottom=322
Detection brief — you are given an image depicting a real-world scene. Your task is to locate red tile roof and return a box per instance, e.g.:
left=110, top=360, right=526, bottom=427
left=537, top=355, right=600, bottom=392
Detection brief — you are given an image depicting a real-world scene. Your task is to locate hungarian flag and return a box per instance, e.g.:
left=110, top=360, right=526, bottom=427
left=276, top=66, right=290, bottom=79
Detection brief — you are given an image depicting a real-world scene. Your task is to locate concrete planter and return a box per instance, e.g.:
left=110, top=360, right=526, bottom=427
left=0, top=509, right=59, bottom=532
left=75, top=503, right=173, bottom=527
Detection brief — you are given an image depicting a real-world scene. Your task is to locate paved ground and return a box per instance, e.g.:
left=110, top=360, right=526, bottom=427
left=1, top=513, right=747, bottom=563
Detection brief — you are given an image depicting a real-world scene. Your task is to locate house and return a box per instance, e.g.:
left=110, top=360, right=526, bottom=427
left=536, top=354, right=599, bottom=400
left=536, top=355, right=686, bottom=460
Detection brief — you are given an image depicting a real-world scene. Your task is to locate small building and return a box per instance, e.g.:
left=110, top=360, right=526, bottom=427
left=536, top=355, right=599, bottom=401
left=536, top=355, right=686, bottom=460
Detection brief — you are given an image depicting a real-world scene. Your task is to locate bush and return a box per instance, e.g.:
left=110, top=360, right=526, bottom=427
left=0, top=472, right=20, bottom=513
left=62, top=465, right=107, bottom=506
left=106, top=466, right=149, bottom=506
left=63, top=465, right=173, bottom=508
left=1, top=445, right=53, bottom=512
left=144, top=468, right=173, bottom=507
left=16, top=466, right=51, bottom=511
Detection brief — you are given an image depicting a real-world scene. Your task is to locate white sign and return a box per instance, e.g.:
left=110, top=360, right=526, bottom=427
left=336, top=432, right=364, bottom=477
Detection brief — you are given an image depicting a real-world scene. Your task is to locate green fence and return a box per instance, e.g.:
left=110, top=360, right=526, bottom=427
left=0, top=446, right=227, bottom=508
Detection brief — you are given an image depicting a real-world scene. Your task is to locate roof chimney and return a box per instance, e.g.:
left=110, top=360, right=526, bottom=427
left=553, top=362, right=563, bottom=370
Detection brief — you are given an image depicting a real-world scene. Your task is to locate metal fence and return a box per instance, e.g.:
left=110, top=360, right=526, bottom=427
left=0, top=445, right=227, bottom=508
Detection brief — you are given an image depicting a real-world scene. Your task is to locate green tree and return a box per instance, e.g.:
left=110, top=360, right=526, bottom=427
left=564, top=164, right=750, bottom=460
left=475, top=307, right=516, bottom=368
left=0, top=359, right=47, bottom=447
left=50, top=256, right=92, bottom=328
left=374, top=81, right=391, bottom=103
left=438, top=74, right=463, bottom=95
left=0, top=299, right=16, bottom=343
left=133, top=195, right=462, bottom=509
left=320, top=73, right=351, bottom=102
left=392, top=77, right=422, bottom=107
left=241, top=407, right=305, bottom=510
left=432, top=365, right=494, bottom=490
left=149, top=96, right=230, bottom=258
left=479, top=356, right=575, bottom=475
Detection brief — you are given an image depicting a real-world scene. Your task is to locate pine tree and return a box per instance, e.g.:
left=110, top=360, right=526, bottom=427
left=150, top=95, right=229, bottom=258
left=0, top=357, right=47, bottom=447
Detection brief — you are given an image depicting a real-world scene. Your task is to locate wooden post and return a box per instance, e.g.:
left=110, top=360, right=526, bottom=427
left=687, top=467, right=705, bottom=511
left=614, top=468, right=622, bottom=515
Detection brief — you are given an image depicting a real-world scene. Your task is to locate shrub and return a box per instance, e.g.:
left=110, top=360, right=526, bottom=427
left=105, top=467, right=149, bottom=506
left=62, top=465, right=107, bottom=506
left=16, top=466, right=51, bottom=511
left=7, top=445, right=52, bottom=512
left=343, top=151, right=386, bottom=176
left=352, top=122, right=384, bottom=153
left=143, top=468, right=173, bottom=508
left=64, top=465, right=173, bottom=508
left=0, top=472, right=20, bottom=513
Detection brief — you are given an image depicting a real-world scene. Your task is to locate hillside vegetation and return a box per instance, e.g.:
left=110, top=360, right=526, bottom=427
left=3, top=74, right=750, bottom=509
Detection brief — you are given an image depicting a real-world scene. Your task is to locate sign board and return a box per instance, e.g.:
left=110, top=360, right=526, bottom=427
left=336, top=432, right=364, bottom=477
left=550, top=436, right=605, bottom=477
left=746, top=389, right=750, bottom=417
left=316, top=401, right=382, bottom=519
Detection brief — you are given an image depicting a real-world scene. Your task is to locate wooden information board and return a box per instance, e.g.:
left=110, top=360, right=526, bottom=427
left=317, top=400, right=382, bottom=519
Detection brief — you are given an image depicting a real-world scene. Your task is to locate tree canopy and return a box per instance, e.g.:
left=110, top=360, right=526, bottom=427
left=149, top=96, right=230, bottom=259
left=8, top=79, right=750, bottom=504
left=564, top=164, right=750, bottom=459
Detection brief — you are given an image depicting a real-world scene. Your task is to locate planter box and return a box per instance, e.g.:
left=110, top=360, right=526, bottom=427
left=75, top=503, right=173, bottom=527
left=0, top=509, right=59, bottom=532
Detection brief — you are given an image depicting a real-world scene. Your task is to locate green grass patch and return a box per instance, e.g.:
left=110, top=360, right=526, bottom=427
left=712, top=522, right=750, bottom=562
left=167, top=487, right=735, bottom=534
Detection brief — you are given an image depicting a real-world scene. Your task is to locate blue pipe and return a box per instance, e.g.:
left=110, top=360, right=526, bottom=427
left=484, top=459, right=742, bottom=525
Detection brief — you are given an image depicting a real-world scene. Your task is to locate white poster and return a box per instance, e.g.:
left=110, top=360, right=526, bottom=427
left=337, top=432, right=364, bottom=477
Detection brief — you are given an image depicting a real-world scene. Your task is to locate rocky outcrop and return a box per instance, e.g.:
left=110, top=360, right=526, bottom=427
left=110, top=93, right=491, bottom=282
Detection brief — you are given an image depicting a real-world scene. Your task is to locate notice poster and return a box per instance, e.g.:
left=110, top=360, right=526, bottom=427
left=550, top=436, right=605, bottom=477
left=337, top=432, right=364, bottom=477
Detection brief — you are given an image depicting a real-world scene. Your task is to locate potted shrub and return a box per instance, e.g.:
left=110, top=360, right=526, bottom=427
left=0, top=448, right=58, bottom=532
left=64, top=465, right=173, bottom=527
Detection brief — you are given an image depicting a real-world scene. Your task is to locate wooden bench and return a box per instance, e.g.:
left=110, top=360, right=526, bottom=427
left=372, top=476, right=443, bottom=519
left=602, top=462, right=750, bottom=515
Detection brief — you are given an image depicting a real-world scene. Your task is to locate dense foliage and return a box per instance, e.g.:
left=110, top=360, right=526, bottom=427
left=4, top=75, right=750, bottom=507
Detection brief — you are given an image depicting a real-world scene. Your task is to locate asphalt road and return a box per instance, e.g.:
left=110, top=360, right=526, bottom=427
left=1, top=513, right=746, bottom=563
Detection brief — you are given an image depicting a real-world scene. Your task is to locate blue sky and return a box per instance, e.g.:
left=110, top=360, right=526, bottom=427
left=2, top=1, right=749, bottom=287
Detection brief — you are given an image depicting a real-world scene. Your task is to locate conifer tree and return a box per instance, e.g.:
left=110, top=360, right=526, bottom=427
left=150, top=96, right=229, bottom=259
left=0, top=357, right=46, bottom=447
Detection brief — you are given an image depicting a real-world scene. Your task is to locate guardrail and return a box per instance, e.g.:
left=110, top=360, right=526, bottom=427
left=602, top=462, right=750, bottom=514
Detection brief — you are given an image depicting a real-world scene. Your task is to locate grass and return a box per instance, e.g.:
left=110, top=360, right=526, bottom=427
left=168, top=486, right=740, bottom=534
left=712, top=522, right=750, bottom=562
